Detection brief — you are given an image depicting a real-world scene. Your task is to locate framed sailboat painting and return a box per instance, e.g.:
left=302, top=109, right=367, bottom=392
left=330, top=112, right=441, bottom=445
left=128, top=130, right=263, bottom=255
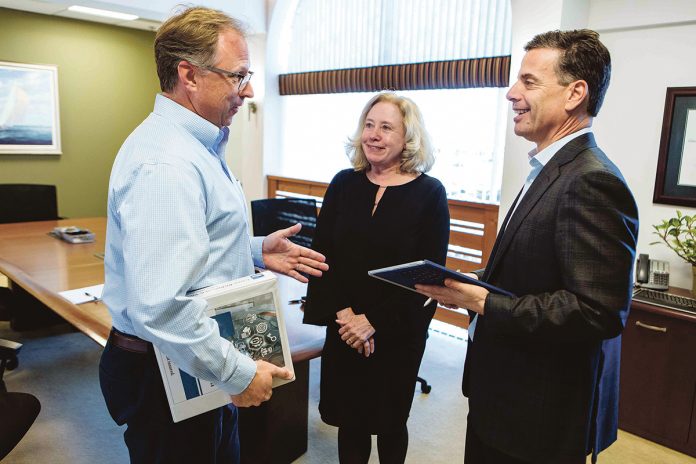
left=0, top=61, right=61, bottom=155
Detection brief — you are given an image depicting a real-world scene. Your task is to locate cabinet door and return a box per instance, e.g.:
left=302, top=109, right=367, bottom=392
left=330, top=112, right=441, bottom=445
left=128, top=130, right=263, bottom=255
left=691, top=393, right=696, bottom=455
left=619, top=306, right=696, bottom=447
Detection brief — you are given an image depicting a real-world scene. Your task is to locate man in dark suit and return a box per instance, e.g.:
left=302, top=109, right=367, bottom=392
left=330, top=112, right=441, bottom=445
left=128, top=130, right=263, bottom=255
left=417, top=29, right=638, bottom=463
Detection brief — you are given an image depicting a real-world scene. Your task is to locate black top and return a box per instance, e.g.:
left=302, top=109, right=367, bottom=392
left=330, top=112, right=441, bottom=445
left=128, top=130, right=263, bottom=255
left=304, top=169, right=449, bottom=431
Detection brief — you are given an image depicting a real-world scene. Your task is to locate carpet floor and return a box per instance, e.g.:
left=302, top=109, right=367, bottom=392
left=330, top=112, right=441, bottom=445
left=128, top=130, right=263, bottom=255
left=1, top=320, right=469, bottom=463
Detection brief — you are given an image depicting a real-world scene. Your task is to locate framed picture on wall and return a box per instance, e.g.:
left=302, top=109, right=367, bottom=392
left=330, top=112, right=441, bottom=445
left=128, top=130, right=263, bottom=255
left=653, top=86, right=696, bottom=207
left=0, top=61, right=61, bottom=155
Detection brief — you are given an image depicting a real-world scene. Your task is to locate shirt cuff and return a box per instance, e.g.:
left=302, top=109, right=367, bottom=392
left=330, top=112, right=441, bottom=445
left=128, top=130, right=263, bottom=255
left=251, top=236, right=265, bottom=269
left=218, top=353, right=257, bottom=395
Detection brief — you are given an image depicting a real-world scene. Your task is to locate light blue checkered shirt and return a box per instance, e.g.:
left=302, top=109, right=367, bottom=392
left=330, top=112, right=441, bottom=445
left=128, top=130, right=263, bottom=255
left=103, top=94, right=263, bottom=394
left=468, top=128, right=592, bottom=341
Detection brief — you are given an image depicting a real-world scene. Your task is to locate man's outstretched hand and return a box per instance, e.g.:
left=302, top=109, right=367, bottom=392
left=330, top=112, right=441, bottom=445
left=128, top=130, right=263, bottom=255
left=262, top=223, right=328, bottom=283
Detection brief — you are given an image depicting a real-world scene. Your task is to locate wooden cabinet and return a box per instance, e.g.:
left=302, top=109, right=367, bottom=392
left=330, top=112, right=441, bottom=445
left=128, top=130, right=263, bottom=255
left=619, top=292, right=696, bottom=457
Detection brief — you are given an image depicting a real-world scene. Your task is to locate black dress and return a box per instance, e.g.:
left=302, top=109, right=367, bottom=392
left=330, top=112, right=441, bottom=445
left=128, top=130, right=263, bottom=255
left=304, top=169, right=450, bottom=432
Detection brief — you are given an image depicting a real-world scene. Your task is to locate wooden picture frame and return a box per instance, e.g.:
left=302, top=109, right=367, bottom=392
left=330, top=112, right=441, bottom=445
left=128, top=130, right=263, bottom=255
left=0, top=61, right=61, bottom=155
left=653, top=86, right=696, bottom=207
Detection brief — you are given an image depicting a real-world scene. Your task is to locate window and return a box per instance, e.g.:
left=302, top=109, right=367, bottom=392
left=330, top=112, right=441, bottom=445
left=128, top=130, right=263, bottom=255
left=276, top=0, right=511, bottom=203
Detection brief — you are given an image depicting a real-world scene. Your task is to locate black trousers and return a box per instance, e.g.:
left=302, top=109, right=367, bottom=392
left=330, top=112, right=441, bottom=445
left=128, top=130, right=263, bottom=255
left=465, top=424, right=586, bottom=464
left=99, top=336, right=240, bottom=464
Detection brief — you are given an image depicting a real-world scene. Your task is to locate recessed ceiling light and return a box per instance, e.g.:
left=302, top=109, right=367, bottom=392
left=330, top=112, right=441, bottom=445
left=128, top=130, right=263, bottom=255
left=68, top=5, right=138, bottom=21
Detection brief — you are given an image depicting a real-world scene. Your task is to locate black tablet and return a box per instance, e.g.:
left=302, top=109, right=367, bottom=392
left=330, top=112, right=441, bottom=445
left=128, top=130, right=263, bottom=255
left=368, top=260, right=515, bottom=297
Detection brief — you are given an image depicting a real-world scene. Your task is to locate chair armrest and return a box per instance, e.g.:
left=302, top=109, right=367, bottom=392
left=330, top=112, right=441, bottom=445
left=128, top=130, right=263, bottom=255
left=0, top=338, right=22, bottom=358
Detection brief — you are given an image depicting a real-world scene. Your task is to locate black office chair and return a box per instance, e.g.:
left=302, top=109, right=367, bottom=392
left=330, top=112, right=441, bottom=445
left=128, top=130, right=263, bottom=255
left=0, top=288, right=12, bottom=321
left=417, top=329, right=432, bottom=394
left=0, top=184, right=63, bottom=330
left=250, top=198, right=318, bottom=248
left=417, top=375, right=431, bottom=393
left=0, top=184, right=60, bottom=224
left=0, top=337, right=41, bottom=460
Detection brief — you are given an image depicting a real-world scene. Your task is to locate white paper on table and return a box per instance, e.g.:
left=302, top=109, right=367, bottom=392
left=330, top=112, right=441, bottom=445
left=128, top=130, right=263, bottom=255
left=58, top=284, right=104, bottom=304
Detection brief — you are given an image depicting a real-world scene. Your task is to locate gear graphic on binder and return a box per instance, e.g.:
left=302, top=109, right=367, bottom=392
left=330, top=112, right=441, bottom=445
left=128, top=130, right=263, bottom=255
left=236, top=311, right=282, bottom=364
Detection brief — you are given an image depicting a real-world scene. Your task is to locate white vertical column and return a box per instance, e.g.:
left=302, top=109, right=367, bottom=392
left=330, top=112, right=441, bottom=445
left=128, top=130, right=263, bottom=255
left=498, top=0, right=589, bottom=228
left=261, top=0, right=298, bottom=201
left=227, top=33, right=268, bottom=202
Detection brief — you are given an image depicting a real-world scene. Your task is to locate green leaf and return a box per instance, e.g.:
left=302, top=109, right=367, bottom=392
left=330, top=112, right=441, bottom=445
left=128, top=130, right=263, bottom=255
left=652, top=211, right=696, bottom=265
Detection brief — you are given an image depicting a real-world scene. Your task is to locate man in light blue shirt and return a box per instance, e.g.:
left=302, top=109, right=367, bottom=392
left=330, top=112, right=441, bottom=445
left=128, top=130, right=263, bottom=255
left=98, top=7, right=328, bottom=464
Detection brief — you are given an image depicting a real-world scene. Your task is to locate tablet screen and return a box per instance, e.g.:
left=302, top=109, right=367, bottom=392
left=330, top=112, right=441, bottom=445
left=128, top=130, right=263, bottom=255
left=368, top=260, right=514, bottom=297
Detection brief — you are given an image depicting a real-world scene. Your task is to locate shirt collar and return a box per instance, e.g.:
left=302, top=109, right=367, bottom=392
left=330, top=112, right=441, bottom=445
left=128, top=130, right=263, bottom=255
left=153, top=93, right=228, bottom=156
left=527, top=127, right=593, bottom=168
left=213, top=126, right=230, bottom=159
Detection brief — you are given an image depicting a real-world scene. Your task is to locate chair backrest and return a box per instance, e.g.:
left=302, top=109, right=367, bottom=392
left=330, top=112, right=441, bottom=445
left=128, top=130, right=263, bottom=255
left=0, top=391, right=41, bottom=460
left=0, top=336, right=41, bottom=460
left=250, top=198, right=317, bottom=248
left=0, top=184, right=59, bottom=224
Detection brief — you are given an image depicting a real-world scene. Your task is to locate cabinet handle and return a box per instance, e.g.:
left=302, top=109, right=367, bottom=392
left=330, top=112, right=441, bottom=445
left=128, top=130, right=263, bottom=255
left=635, top=321, right=667, bottom=333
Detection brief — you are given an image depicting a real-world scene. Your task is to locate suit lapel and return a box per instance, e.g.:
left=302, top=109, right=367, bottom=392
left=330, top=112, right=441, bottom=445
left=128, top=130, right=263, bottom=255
left=482, top=188, right=522, bottom=281
left=484, top=133, right=597, bottom=281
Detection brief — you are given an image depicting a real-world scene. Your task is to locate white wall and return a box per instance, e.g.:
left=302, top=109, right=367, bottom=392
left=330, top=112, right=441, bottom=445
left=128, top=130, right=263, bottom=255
left=217, top=2, right=271, bottom=203
left=588, top=0, right=696, bottom=31
left=227, top=33, right=267, bottom=202
left=503, top=0, right=696, bottom=289
left=589, top=1, right=696, bottom=288
left=499, top=0, right=589, bottom=226
left=224, top=0, right=294, bottom=204
left=262, top=0, right=297, bottom=194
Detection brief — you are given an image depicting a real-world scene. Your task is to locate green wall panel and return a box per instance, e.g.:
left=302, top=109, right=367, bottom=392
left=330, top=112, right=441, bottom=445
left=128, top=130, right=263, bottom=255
left=0, top=8, right=160, bottom=217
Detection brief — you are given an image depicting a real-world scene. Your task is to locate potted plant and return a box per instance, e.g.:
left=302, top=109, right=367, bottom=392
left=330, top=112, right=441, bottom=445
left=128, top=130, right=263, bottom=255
left=652, top=210, right=696, bottom=294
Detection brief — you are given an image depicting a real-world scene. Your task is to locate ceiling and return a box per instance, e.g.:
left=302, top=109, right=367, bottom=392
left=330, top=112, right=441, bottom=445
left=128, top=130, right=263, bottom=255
left=0, top=0, right=267, bottom=33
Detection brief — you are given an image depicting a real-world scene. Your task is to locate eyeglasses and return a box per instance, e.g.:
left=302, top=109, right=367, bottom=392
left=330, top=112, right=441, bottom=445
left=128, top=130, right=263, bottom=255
left=204, top=66, right=254, bottom=91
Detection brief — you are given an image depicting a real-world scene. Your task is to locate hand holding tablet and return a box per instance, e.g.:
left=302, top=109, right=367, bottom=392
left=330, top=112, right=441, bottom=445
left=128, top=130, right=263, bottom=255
left=368, top=260, right=515, bottom=297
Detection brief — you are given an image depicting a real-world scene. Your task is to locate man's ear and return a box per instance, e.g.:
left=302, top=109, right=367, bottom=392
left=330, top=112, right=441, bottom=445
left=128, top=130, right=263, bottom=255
left=177, top=60, right=198, bottom=91
left=565, top=80, right=588, bottom=112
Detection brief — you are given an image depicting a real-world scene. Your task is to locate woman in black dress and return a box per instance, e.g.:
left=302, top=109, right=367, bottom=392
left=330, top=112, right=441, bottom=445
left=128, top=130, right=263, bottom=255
left=304, top=92, right=450, bottom=463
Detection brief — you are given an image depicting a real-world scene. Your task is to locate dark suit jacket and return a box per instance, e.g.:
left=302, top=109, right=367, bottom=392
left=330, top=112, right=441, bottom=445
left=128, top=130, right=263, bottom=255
left=463, top=133, right=639, bottom=463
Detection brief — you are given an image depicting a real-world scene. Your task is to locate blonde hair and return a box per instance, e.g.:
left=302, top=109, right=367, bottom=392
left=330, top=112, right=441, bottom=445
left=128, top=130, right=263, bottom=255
left=155, top=6, right=247, bottom=92
left=346, top=92, right=434, bottom=173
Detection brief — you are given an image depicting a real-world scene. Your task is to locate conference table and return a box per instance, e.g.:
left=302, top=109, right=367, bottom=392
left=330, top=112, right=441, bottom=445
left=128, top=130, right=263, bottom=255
left=0, top=217, right=325, bottom=463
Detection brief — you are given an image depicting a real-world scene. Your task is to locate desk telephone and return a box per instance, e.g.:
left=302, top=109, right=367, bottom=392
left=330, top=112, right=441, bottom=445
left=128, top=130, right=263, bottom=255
left=636, top=253, right=669, bottom=290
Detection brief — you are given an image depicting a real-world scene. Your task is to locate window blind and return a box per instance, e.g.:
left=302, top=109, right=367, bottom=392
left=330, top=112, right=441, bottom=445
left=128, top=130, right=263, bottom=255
left=279, top=0, right=511, bottom=94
